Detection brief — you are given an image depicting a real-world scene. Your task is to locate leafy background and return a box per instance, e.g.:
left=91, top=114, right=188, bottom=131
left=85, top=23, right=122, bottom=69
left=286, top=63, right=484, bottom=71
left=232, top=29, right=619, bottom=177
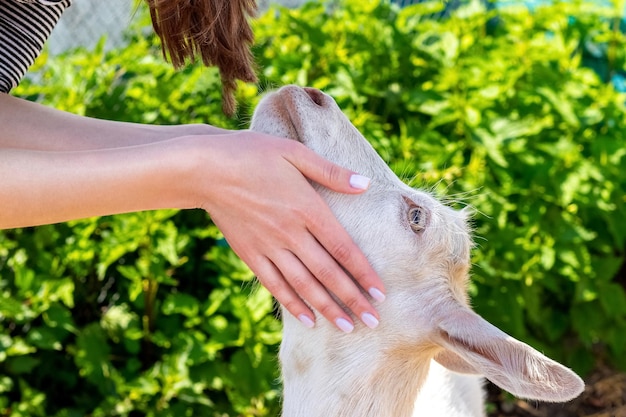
left=1, top=0, right=625, bottom=415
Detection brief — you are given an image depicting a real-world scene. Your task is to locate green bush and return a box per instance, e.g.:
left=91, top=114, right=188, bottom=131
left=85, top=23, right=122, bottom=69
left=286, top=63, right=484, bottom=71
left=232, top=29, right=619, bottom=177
left=1, top=0, right=625, bottom=415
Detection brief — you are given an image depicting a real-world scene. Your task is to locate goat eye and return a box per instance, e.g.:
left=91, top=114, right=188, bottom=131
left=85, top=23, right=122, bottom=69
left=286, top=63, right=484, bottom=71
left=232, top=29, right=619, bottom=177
left=408, top=206, right=427, bottom=232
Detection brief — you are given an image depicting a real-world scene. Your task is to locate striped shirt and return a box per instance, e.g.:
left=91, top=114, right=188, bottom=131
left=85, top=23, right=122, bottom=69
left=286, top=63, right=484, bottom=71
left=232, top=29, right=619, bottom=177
left=0, top=0, right=72, bottom=93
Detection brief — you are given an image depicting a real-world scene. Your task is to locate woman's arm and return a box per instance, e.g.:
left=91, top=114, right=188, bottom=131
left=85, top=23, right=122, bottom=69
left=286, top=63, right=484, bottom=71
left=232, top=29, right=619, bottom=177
left=0, top=93, right=226, bottom=151
left=0, top=95, right=385, bottom=332
left=0, top=137, right=193, bottom=226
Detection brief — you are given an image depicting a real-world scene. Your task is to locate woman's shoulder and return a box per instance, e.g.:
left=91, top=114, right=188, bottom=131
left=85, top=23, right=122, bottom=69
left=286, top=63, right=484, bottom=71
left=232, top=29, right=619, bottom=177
left=8, top=0, right=71, bottom=5
left=0, top=0, right=72, bottom=93
left=2, top=0, right=72, bottom=12
left=1, top=0, right=72, bottom=16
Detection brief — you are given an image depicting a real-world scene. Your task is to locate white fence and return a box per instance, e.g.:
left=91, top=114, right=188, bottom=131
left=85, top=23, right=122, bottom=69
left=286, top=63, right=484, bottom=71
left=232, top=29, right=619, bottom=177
left=47, top=0, right=135, bottom=55
left=47, top=0, right=310, bottom=55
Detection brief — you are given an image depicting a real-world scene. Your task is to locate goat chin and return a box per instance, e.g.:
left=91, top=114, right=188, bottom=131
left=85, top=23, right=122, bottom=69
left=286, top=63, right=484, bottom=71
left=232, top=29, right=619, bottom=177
left=249, top=85, right=585, bottom=417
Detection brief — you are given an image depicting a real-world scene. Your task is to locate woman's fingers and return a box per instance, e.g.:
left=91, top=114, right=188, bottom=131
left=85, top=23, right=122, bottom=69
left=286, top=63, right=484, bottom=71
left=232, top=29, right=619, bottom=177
left=257, top=250, right=363, bottom=332
left=252, top=257, right=316, bottom=328
left=290, top=232, right=382, bottom=332
left=283, top=141, right=387, bottom=304
left=248, top=191, right=383, bottom=332
left=285, top=140, right=372, bottom=194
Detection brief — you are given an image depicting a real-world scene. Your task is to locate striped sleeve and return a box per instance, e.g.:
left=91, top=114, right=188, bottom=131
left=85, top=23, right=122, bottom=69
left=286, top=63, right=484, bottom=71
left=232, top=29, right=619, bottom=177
left=0, top=0, right=72, bottom=93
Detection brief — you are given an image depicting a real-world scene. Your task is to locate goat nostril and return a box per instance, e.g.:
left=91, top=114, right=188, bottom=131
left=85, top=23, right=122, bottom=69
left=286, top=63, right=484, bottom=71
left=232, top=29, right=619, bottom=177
left=303, top=87, right=324, bottom=106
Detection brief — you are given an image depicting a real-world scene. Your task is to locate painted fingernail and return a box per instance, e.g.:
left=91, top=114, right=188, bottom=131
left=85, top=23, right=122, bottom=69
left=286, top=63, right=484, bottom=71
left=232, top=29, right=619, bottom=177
left=298, top=314, right=315, bottom=329
left=369, top=287, right=386, bottom=302
left=361, top=312, right=379, bottom=329
left=335, top=318, right=355, bottom=333
left=349, top=174, right=371, bottom=190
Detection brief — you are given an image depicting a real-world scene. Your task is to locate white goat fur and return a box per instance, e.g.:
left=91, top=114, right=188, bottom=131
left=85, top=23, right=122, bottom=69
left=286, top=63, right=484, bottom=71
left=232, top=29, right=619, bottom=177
left=250, top=85, right=584, bottom=417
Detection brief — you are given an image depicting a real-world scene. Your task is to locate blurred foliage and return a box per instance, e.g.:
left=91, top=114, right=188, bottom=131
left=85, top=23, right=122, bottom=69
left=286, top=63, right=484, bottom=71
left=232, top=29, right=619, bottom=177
left=1, top=0, right=625, bottom=415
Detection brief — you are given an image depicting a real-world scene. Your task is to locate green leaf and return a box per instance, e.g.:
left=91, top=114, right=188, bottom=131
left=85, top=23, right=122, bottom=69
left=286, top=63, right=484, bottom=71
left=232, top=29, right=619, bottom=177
left=6, top=356, right=40, bottom=375
left=598, top=283, right=626, bottom=317
left=26, top=327, right=64, bottom=351
left=43, top=304, right=77, bottom=334
left=162, top=293, right=200, bottom=317
left=74, top=323, right=114, bottom=394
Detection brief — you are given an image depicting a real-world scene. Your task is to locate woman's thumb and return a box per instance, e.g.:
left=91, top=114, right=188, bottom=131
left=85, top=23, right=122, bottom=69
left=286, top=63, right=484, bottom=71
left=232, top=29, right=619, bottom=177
left=288, top=143, right=371, bottom=194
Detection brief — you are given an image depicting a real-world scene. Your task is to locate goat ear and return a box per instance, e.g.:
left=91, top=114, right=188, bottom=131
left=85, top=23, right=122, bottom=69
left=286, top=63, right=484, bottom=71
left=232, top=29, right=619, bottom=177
left=433, top=350, right=480, bottom=375
left=433, top=309, right=584, bottom=402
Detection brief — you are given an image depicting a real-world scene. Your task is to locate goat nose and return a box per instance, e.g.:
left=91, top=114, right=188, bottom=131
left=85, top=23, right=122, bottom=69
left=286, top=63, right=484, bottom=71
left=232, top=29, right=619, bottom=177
left=303, top=87, right=324, bottom=106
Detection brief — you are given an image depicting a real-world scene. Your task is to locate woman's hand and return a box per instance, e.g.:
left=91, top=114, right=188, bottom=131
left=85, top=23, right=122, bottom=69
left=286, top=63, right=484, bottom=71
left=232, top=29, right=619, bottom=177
left=193, top=131, right=385, bottom=332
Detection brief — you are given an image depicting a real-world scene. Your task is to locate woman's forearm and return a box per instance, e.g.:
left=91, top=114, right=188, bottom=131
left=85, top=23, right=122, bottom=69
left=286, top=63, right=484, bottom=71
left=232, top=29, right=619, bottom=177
left=0, top=93, right=229, bottom=151
left=0, top=138, right=197, bottom=228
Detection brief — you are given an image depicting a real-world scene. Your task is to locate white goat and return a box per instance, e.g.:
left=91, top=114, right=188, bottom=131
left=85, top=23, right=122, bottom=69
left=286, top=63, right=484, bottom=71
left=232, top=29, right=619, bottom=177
left=250, top=85, right=584, bottom=417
